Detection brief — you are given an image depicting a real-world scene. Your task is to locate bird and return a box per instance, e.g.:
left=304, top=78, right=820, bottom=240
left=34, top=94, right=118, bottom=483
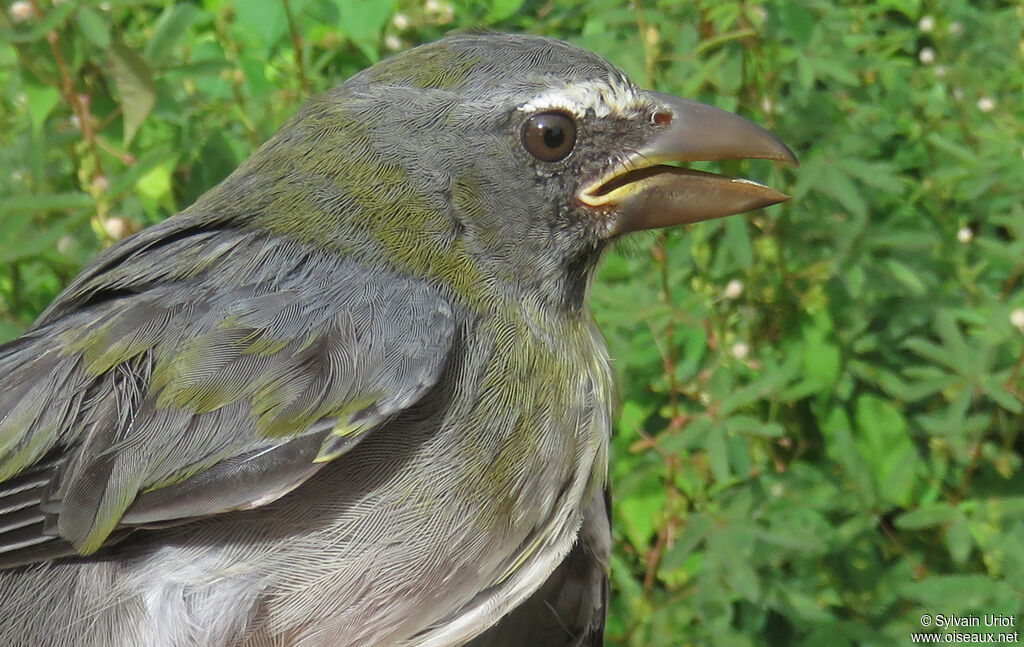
left=0, top=32, right=794, bottom=647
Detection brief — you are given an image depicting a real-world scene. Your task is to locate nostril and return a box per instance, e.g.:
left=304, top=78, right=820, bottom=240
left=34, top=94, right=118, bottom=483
left=652, top=110, right=673, bottom=126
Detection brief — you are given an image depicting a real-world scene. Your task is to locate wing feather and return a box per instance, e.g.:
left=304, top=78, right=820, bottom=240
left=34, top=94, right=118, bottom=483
left=0, top=226, right=455, bottom=566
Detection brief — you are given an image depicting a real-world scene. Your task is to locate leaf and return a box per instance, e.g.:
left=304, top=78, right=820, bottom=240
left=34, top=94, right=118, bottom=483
left=108, top=41, right=156, bottom=145
left=723, top=216, right=753, bottom=269
left=981, top=378, right=1023, bottom=414
left=0, top=210, right=88, bottom=263
left=854, top=394, right=917, bottom=507
left=145, top=4, right=197, bottom=64
left=926, top=133, right=979, bottom=165
left=23, top=81, right=60, bottom=135
left=884, top=258, right=927, bottom=296
left=234, top=0, right=287, bottom=50
left=0, top=3, right=75, bottom=43
left=901, top=575, right=1015, bottom=609
left=660, top=513, right=714, bottom=572
left=617, top=487, right=666, bottom=551
left=822, top=164, right=868, bottom=219
left=0, top=192, right=94, bottom=215
left=801, top=311, right=841, bottom=388
left=836, top=159, right=906, bottom=195
left=0, top=322, right=24, bottom=345
left=75, top=7, right=110, bottom=49
left=707, top=430, right=730, bottom=482
left=724, top=416, right=784, bottom=438
left=945, top=513, right=974, bottom=564
left=772, top=2, right=814, bottom=44
left=895, top=503, right=957, bottom=530
left=724, top=559, right=761, bottom=600
left=821, top=406, right=876, bottom=507
left=487, top=0, right=525, bottom=22
left=330, top=0, right=396, bottom=61
left=718, top=355, right=799, bottom=417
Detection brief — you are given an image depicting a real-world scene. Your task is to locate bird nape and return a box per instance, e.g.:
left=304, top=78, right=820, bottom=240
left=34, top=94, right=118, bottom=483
left=0, top=32, right=794, bottom=647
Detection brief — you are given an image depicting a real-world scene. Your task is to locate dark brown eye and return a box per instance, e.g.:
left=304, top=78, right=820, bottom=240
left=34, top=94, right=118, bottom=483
left=521, top=112, right=577, bottom=162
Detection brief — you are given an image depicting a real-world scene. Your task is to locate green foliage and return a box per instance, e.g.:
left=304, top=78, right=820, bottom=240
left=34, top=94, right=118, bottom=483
left=1, top=0, right=1022, bottom=644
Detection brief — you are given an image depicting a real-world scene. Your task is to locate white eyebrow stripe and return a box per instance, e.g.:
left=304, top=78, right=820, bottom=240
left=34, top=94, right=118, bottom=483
left=517, top=78, right=642, bottom=118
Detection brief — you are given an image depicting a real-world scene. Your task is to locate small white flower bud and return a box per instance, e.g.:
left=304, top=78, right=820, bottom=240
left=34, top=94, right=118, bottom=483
left=1011, top=308, right=1024, bottom=330
left=645, top=26, right=659, bottom=48
left=392, top=13, right=410, bottom=30
left=9, top=1, right=32, bottom=23
left=57, top=235, right=76, bottom=256
left=731, top=342, right=749, bottom=359
left=384, top=35, right=403, bottom=51
left=977, top=97, right=995, bottom=113
left=424, top=0, right=453, bottom=24
left=957, top=226, right=973, bottom=243
left=918, top=15, right=935, bottom=33
left=104, top=217, right=129, bottom=240
left=724, top=279, right=744, bottom=300
left=918, top=47, right=935, bottom=64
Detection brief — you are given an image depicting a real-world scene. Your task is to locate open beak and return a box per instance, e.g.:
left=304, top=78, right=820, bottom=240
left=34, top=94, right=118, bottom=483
left=579, top=91, right=798, bottom=234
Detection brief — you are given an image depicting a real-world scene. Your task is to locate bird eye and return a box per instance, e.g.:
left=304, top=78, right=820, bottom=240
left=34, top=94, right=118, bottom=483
left=521, top=112, right=577, bottom=162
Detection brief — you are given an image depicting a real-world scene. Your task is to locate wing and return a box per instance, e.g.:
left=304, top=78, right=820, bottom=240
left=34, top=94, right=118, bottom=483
left=0, top=222, right=454, bottom=566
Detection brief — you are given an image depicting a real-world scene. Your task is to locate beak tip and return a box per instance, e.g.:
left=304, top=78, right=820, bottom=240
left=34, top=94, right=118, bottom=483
left=777, top=144, right=799, bottom=167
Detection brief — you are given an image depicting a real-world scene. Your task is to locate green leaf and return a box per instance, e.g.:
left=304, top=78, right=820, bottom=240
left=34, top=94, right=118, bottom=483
left=822, top=164, right=868, bottom=219
left=660, top=513, right=714, bottom=572
left=718, top=355, right=799, bottom=417
left=75, top=7, right=110, bottom=49
left=145, top=4, right=197, bottom=64
left=617, top=487, right=666, bottom=551
left=331, top=0, right=396, bottom=61
left=234, top=0, right=287, bottom=50
left=801, top=312, right=841, bottom=388
left=707, top=430, right=730, bottom=482
left=836, top=159, right=905, bottom=195
left=945, top=513, right=974, bottom=564
left=0, top=322, right=24, bottom=344
left=773, top=2, right=814, bottom=44
left=901, top=575, right=1015, bottom=609
left=724, top=416, right=783, bottom=438
left=723, top=217, right=753, bottom=269
left=23, top=81, right=60, bottom=135
left=488, top=0, right=525, bottom=22
left=894, top=503, right=957, bottom=530
left=108, top=41, right=156, bottom=145
left=0, top=3, right=75, bottom=43
left=854, top=394, right=917, bottom=507
left=0, top=192, right=94, bottom=215
left=980, top=378, right=1023, bottom=413
left=0, top=210, right=88, bottom=263
left=884, top=258, right=927, bottom=296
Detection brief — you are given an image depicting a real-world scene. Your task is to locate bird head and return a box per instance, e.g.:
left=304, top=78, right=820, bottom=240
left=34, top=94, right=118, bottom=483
left=199, top=33, right=795, bottom=310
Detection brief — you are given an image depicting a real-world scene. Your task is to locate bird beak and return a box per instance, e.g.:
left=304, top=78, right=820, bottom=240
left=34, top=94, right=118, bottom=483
left=579, top=91, right=798, bottom=235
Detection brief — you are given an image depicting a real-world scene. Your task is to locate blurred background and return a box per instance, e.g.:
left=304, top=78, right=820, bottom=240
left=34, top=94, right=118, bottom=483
left=1, top=0, right=1022, bottom=644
